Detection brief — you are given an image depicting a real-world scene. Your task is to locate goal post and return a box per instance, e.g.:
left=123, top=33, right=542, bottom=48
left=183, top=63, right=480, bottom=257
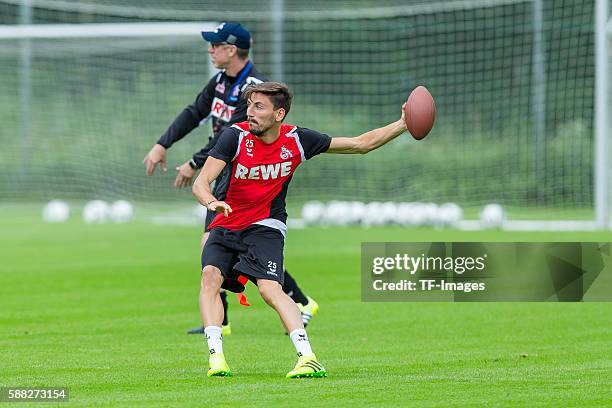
left=595, top=0, right=610, bottom=229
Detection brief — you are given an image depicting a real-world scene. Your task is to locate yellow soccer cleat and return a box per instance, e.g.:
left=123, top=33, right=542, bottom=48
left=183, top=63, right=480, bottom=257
left=297, top=296, right=319, bottom=327
left=207, top=353, right=232, bottom=377
left=286, top=354, right=327, bottom=379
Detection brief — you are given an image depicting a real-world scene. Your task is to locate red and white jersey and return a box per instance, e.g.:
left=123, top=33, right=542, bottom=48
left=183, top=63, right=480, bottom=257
left=207, top=121, right=331, bottom=235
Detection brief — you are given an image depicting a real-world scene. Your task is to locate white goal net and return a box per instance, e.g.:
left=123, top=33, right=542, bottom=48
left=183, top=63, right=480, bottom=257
left=0, top=0, right=600, bottom=228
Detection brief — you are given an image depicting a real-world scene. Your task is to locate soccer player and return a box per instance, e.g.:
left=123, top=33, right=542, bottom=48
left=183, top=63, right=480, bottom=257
left=142, top=22, right=319, bottom=336
left=193, top=82, right=407, bottom=378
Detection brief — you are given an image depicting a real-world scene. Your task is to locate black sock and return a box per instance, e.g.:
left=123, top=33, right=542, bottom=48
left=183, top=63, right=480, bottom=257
left=220, top=291, right=229, bottom=326
left=282, top=270, right=308, bottom=305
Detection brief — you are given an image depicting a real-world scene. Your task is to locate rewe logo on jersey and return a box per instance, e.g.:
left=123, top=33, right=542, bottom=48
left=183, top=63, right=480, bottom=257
left=234, top=162, right=292, bottom=180
left=280, top=146, right=293, bottom=160
left=211, top=97, right=235, bottom=122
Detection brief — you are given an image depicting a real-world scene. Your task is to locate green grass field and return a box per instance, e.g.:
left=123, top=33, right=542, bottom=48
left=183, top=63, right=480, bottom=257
left=1, top=209, right=611, bottom=407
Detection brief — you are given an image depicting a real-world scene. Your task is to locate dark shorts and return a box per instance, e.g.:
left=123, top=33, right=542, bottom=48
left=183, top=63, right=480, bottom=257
left=201, top=225, right=285, bottom=293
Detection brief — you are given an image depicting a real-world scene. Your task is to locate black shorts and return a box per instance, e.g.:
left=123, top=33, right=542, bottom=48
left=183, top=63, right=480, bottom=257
left=201, top=225, right=285, bottom=293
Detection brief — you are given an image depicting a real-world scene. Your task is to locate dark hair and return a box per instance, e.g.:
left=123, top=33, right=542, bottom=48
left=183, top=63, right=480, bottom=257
left=243, top=82, right=293, bottom=118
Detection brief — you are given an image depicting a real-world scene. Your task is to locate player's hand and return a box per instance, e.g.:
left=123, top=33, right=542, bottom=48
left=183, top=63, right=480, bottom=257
left=174, top=162, right=196, bottom=188
left=206, top=200, right=232, bottom=217
left=400, top=102, right=407, bottom=129
left=143, top=144, right=168, bottom=176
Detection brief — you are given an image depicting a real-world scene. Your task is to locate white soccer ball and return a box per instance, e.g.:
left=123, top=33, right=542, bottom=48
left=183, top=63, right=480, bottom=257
left=43, top=200, right=70, bottom=223
left=323, top=201, right=352, bottom=226
left=362, top=202, right=386, bottom=227
left=480, top=203, right=505, bottom=229
left=110, top=200, right=134, bottom=223
left=412, top=203, right=429, bottom=227
left=83, top=200, right=110, bottom=224
left=348, top=201, right=366, bottom=225
left=421, top=203, right=440, bottom=226
left=301, top=201, right=325, bottom=225
left=437, top=203, right=463, bottom=228
left=380, top=201, right=398, bottom=225
left=340, top=201, right=356, bottom=225
left=396, top=202, right=426, bottom=227
left=396, top=202, right=414, bottom=226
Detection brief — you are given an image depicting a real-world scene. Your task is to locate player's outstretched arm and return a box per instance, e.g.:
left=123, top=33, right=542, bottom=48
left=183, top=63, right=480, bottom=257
left=146, top=80, right=216, bottom=177
left=192, top=156, right=232, bottom=217
left=143, top=144, right=168, bottom=175
left=326, top=103, right=407, bottom=154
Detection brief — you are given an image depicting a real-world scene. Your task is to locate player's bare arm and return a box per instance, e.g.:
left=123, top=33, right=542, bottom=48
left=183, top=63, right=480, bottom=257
left=326, top=103, right=407, bottom=154
left=193, top=156, right=232, bottom=217
left=143, top=143, right=168, bottom=175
